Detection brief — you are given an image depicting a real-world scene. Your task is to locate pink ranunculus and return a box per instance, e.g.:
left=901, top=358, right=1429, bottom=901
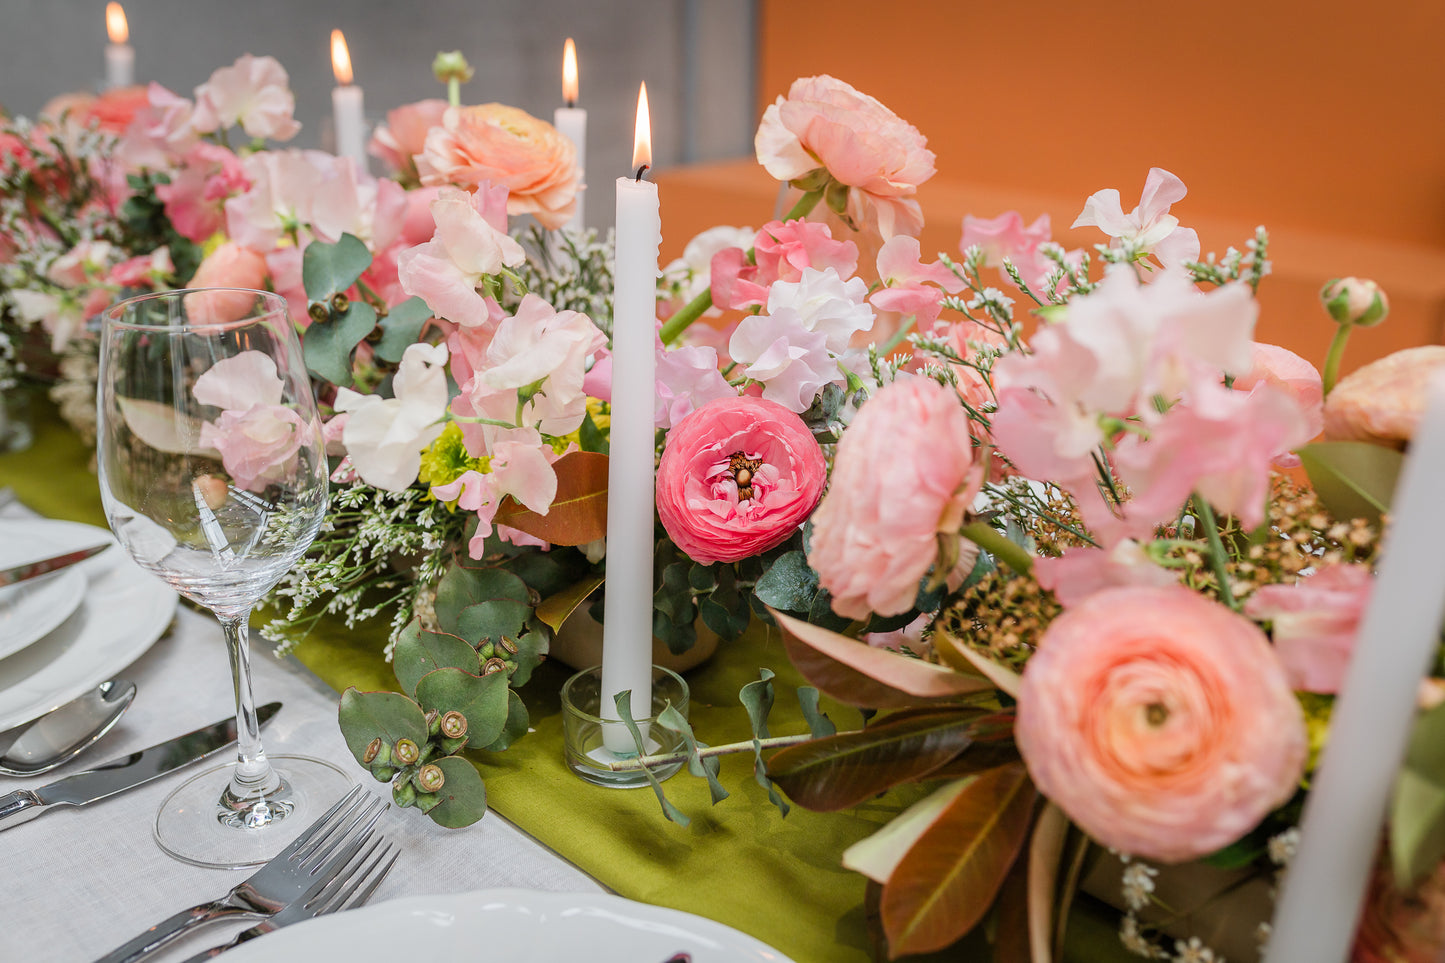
left=1016, top=585, right=1308, bottom=863
left=1324, top=346, right=1445, bottom=450
left=199, top=405, right=306, bottom=492
left=155, top=142, right=250, bottom=243
left=869, top=234, right=964, bottom=327
left=183, top=243, right=269, bottom=325
left=191, top=54, right=301, bottom=142
left=1035, top=540, right=1178, bottom=607
left=1244, top=563, right=1373, bottom=693
left=416, top=104, right=580, bottom=230
left=397, top=184, right=524, bottom=329
left=1072, top=167, right=1200, bottom=271
left=809, top=376, right=983, bottom=618
left=1233, top=342, right=1324, bottom=441
left=368, top=99, right=448, bottom=181
left=755, top=75, right=935, bottom=239
left=656, top=395, right=826, bottom=565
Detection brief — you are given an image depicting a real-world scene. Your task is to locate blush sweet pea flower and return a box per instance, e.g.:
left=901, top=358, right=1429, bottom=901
left=223, top=149, right=328, bottom=251
left=755, top=75, right=935, bottom=239
left=1073, top=167, right=1200, bottom=271
left=1015, top=585, right=1307, bottom=863
left=869, top=234, right=964, bottom=327
left=1244, top=563, right=1373, bottom=693
left=1035, top=540, right=1177, bottom=607
left=431, top=426, right=558, bottom=557
left=156, top=142, right=250, bottom=243
left=959, top=211, right=1062, bottom=291
left=191, top=54, right=300, bottom=142
left=397, top=184, right=524, bottom=329
left=656, top=396, right=826, bottom=564
left=809, top=376, right=983, bottom=619
left=369, top=99, right=448, bottom=182
left=417, top=104, right=580, bottom=230
left=1232, top=342, right=1325, bottom=442
left=333, top=343, right=450, bottom=491
left=193, top=351, right=306, bottom=492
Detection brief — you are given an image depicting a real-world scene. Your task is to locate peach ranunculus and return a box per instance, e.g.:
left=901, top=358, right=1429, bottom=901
left=755, top=75, right=935, bottom=240
left=1244, top=563, right=1373, bottom=694
left=1016, top=585, right=1308, bottom=863
left=808, top=375, right=984, bottom=619
left=76, top=85, right=150, bottom=134
left=416, top=104, right=580, bottom=230
left=369, top=99, right=448, bottom=184
left=183, top=243, right=270, bottom=325
left=656, top=395, right=826, bottom=565
left=191, top=54, right=301, bottom=142
left=1324, top=345, right=1445, bottom=450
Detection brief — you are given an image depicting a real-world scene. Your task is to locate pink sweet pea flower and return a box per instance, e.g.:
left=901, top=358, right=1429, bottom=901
left=869, top=234, right=964, bottom=327
left=224, top=149, right=328, bottom=251
left=958, top=211, right=1064, bottom=290
left=156, top=142, right=250, bottom=243
left=656, top=396, right=827, bottom=564
left=397, top=185, right=524, bottom=329
left=110, top=247, right=174, bottom=288
left=710, top=218, right=858, bottom=312
left=1016, top=585, right=1307, bottom=863
left=656, top=342, right=736, bottom=430
left=1035, top=540, right=1178, bottom=607
left=661, top=225, right=755, bottom=315
left=191, top=54, right=301, bottom=142
left=1231, top=342, right=1325, bottom=466
left=809, top=376, right=984, bottom=619
left=755, top=75, right=934, bottom=239
left=115, top=83, right=199, bottom=169
left=193, top=351, right=305, bottom=492
left=1244, top=563, right=1373, bottom=693
left=368, top=99, right=448, bottom=182
left=431, top=426, right=558, bottom=557
left=47, top=240, right=114, bottom=288
left=1072, top=167, right=1200, bottom=271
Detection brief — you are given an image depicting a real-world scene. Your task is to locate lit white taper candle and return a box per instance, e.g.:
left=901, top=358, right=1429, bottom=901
left=553, top=38, right=587, bottom=232
left=104, top=3, right=133, bottom=90
left=1267, top=373, right=1445, bottom=961
left=600, top=82, right=660, bottom=754
left=330, top=30, right=367, bottom=170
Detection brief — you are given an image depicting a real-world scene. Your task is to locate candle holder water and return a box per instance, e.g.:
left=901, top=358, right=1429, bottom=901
left=561, top=664, right=689, bottom=788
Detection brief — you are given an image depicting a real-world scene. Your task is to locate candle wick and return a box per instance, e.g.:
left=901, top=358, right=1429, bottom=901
left=634, top=164, right=649, bottom=182
left=566, top=98, right=576, bottom=109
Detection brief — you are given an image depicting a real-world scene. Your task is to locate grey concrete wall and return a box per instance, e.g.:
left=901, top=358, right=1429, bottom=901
left=0, top=0, right=756, bottom=229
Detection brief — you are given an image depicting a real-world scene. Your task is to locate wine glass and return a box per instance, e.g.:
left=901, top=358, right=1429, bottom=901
left=97, top=288, right=350, bottom=868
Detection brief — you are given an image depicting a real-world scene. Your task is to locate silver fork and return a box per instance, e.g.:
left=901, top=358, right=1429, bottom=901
left=95, top=786, right=386, bottom=963
left=180, top=834, right=400, bottom=960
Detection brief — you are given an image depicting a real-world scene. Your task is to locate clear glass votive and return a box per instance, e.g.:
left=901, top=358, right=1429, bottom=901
left=560, top=665, right=690, bottom=788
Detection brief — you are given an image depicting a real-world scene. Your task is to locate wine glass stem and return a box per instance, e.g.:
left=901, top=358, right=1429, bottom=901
left=219, top=612, right=282, bottom=802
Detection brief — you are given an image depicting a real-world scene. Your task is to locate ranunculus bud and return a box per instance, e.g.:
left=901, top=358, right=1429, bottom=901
left=393, top=737, right=421, bottom=766
left=416, top=764, right=446, bottom=793
left=431, top=51, right=474, bottom=84
left=1321, top=277, right=1389, bottom=327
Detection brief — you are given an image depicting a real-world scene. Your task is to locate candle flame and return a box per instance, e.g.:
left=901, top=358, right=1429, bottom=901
left=562, top=38, right=578, bottom=106
left=632, top=82, right=651, bottom=173
left=106, top=2, right=129, bottom=44
left=331, top=29, right=354, bottom=86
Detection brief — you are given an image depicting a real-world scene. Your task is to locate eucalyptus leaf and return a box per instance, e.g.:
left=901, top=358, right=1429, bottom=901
left=392, top=621, right=480, bottom=698
left=457, top=599, right=532, bottom=648
left=653, top=561, right=693, bottom=624
left=1391, top=701, right=1445, bottom=886
left=1298, top=441, right=1404, bottom=525
left=740, top=669, right=789, bottom=816
left=797, top=686, right=836, bottom=738
left=373, top=296, right=434, bottom=363
left=615, top=691, right=689, bottom=826
left=809, top=588, right=854, bottom=632
left=753, top=551, right=818, bottom=614
left=302, top=232, right=372, bottom=301
left=652, top=608, right=697, bottom=655
left=482, top=690, right=530, bottom=752
left=414, top=667, right=510, bottom=749
left=423, top=756, right=488, bottom=829
left=505, top=625, right=548, bottom=687
left=434, top=565, right=531, bottom=636
left=303, top=300, right=377, bottom=387
left=658, top=703, right=728, bottom=804
left=337, top=688, right=429, bottom=765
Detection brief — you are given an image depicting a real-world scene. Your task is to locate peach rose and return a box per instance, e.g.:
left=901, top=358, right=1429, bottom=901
left=1324, top=346, right=1445, bottom=450
left=416, top=104, right=579, bottom=230
left=755, top=75, right=935, bottom=239
left=1016, top=586, right=1307, bottom=863
left=656, top=396, right=826, bottom=564
left=808, top=376, right=983, bottom=619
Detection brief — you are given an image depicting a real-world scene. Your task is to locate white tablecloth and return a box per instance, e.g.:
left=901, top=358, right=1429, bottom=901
left=0, top=511, right=604, bottom=962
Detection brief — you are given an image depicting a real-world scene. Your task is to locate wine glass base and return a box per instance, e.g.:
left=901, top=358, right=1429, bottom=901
left=154, top=754, right=353, bottom=869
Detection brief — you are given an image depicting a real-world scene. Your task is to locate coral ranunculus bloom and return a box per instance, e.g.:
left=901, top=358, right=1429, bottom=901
left=1015, top=585, right=1307, bottom=863
left=656, top=396, right=826, bottom=565
left=1324, top=345, right=1445, bottom=450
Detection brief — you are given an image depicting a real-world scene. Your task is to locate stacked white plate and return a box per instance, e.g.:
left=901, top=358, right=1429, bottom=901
left=0, top=518, right=176, bottom=730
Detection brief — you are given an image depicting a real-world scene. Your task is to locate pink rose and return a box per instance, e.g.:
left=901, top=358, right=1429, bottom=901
left=1244, top=563, right=1373, bottom=693
left=1016, top=586, right=1308, bottom=863
left=184, top=243, right=269, bottom=325
left=1324, top=346, right=1445, bottom=450
left=809, top=376, right=983, bottom=619
left=755, top=75, right=935, bottom=239
left=416, top=104, right=580, bottom=230
left=369, top=99, right=448, bottom=182
left=656, top=396, right=826, bottom=564
left=191, top=54, right=301, bottom=142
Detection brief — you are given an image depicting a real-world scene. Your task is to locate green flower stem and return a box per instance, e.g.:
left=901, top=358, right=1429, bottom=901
left=1193, top=498, right=1238, bottom=610
left=657, top=188, right=827, bottom=345
left=1321, top=322, right=1353, bottom=396
left=961, top=520, right=1034, bottom=576
left=450, top=413, right=519, bottom=429
left=448, top=78, right=460, bottom=108
left=604, top=732, right=817, bottom=771
left=878, top=316, right=917, bottom=356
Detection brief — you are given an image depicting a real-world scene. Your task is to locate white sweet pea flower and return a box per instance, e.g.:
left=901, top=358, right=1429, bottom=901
left=661, top=224, right=755, bottom=313
left=334, top=342, right=450, bottom=491
left=1072, top=167, right=1201, bottom=271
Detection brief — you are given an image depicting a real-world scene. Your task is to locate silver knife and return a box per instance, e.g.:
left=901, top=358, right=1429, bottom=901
left=0, top=544, right=111, bottom=587
left=0, top=702, right=280, bottom=830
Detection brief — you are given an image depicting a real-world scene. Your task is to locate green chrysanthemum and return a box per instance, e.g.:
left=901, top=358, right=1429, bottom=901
left=417, top=423, right=489, bottom=489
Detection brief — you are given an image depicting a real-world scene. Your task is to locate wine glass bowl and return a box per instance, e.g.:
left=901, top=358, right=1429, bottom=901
left=98, top=288, right=350, bottom=867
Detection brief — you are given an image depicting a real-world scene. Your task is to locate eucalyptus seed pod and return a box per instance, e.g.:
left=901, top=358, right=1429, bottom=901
left=369, top=763, right=395, bottom=783
left=440, top=735, right=467, bottom=755
left=393, top=737, right=421, bottom=766
left=416, top=763, right=446, bottom=793
left=307, top=303, right=329, bottom=325
left=329, top=292, right=350, bottom=315
left=425, top=709, right=442, bottom=738
left=482, top=657, right=508, bottom=675
left=497, top=636, right=518, bottom=657
left=440, top=711, right=468, bottom=740
left=417, top=742, right=438, bottom=765
left=479, top=642, right=495, bottom=660
left=392, top=779, right=417, bottom=808
left=362, top=737, right=387, bottom=766
left=414, top=791, right=442, bottom=814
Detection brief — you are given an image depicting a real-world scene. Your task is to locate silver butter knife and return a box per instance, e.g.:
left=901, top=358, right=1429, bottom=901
left=0, top=702, right=280, bottom=829
left=0, top=543, right=111, bottom=587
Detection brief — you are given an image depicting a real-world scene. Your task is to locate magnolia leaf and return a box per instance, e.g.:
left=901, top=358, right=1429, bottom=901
left=881, top=763, right=1036, bottom=957
left=616, top=691, right=689, bottom=826
left=434, top=565, right=530, bottom=635
left=1391, top=701, right=1445, bottom=887
left=797, top=686, right=836, bottom=738
left=492, top=450, right=609, bottom=546
left=303, top=300, right=377, bottom=387
left=482, top=690, right=530, bottom=751
left=1026, top=802, right=1069, bottom=963
left=771, top=608, right=992, bottom=708
left=337, top=688, right=428, bottom=765
left=302, top=232, right=372, bottom=301
left=767, top=709, right=983, bottom=811
left=373, top=296, right=434, bottom=364
left=118, top=397, right=217, bottom=457
left=414, top=667, right=510, bottom=749
left=392, top=621, right=479, bottom=698
left=843, top=778, right=973, bottom=884
left=536, top=575, right=605, bottom=633
left=423, top=755, right=488, bottom=829
left=991, top=833, right=1032, bottom=963
left=658, top=703, right=728, bottom=804
left=1298, top=441, right=1404, bottom=525
left=932, top=623, right=1022, bottom=699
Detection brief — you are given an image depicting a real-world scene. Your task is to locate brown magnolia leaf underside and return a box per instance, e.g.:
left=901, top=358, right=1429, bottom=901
left=492, top=450, right=609, bottom=546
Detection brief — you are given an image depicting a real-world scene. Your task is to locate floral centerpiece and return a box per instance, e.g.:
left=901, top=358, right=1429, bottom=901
left=8, top=49, right=1445, bottom=963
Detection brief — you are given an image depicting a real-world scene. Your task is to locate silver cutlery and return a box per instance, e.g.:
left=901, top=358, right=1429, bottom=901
left=0, top=542, right=111, bottom=587
left=180, top=831, right=399, bottom=960
left=95, top=785, right=386, bottom=963
left=0, top=702, right=280, bottom=830
left=0, top=679, right=135, bottom=776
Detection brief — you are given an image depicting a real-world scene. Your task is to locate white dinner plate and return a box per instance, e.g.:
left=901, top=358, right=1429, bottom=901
left=226, top=889, right=796, bottom=963
left=0, top=522, right=88, bottom=659
left=0, top=519, right=177, bottom=731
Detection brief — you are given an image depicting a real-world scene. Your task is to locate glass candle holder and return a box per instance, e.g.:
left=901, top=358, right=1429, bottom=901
left=560, top=664, right=689, bottom=788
